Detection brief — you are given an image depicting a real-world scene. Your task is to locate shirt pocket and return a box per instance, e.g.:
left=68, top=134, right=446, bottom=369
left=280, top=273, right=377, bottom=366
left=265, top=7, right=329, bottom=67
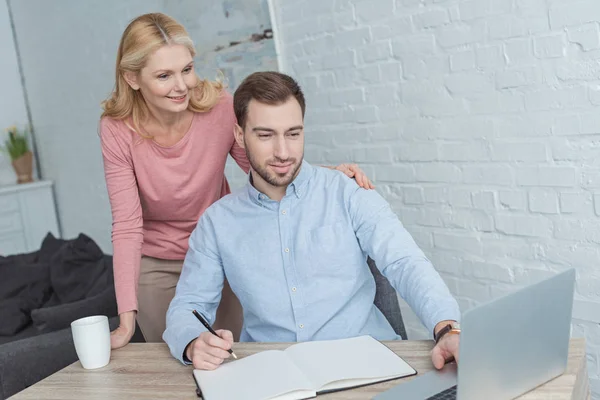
left=306, top=221, right=351, bottom=273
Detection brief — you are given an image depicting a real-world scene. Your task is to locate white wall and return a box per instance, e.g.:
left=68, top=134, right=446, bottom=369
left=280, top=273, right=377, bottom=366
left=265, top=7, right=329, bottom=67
left=273, top=0, right=600, bottom=396
left=8, top=0, right=164, bottom=252
left=8, top=0, right=275, bottom=252
left=0, top=0, right=29, bottom=185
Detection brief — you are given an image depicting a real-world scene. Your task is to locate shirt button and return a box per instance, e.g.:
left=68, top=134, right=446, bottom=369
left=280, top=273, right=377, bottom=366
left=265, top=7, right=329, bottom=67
left=284, top=248, right=289, bottom=253
left=282, top=210, right=287, bottom=215
left=291, top=287, right=297, bottom=292
left=299, top=324, right=304, bottom=329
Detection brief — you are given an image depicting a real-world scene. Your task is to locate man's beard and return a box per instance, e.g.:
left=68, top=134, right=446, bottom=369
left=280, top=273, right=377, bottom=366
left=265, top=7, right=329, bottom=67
left=246, top=148, right=303, bottom=188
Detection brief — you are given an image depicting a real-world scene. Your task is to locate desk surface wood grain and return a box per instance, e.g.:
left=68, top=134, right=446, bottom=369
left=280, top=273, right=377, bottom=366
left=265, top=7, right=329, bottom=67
left=11, top=338, right=589, bottom=399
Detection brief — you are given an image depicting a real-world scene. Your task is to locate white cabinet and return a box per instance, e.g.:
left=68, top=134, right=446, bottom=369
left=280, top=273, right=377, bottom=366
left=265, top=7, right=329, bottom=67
left=0, top=181, right=60, bottom=255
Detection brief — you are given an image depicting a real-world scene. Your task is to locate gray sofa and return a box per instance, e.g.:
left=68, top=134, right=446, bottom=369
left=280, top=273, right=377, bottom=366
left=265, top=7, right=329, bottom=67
left=0, top=317, right=119, bottom=400
left=0, top=268, right=145, bottom=400
left=0, top=234, right=144, bottom=399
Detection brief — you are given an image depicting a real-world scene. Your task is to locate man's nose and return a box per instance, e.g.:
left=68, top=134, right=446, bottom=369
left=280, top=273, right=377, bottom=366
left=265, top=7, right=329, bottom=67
left=273, top=137, right=289, bottom=160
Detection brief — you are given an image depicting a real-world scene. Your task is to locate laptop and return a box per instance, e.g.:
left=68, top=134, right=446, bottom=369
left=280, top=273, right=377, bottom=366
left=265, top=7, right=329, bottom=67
left=374, top=268, right=576, bottom=400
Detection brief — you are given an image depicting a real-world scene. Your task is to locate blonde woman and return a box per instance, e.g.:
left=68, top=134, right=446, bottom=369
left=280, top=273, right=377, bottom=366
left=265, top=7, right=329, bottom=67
left=100, top=13, right=374, bottom=348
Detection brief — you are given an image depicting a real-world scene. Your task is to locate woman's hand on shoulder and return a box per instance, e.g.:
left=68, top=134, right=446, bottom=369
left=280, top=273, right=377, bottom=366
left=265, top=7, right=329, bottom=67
left=332, top=163, right=375, bottom=189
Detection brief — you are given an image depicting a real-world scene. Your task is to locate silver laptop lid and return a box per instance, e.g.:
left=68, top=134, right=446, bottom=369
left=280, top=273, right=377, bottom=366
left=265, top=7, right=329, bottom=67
left=457, top=268, right=575, bottom=400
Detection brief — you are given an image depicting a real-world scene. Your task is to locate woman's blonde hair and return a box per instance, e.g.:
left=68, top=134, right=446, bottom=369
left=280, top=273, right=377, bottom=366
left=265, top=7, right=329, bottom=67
left=101, top=13, right=223, bottom=137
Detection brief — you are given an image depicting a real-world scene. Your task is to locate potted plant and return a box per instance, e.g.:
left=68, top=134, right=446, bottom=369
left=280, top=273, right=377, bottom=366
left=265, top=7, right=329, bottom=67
left=2, top=125, right=33, bottom=184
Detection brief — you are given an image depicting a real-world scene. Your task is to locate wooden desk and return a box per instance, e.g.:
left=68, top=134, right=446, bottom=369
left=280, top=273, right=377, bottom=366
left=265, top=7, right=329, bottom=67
left=11, top=339, right=590, bottom=399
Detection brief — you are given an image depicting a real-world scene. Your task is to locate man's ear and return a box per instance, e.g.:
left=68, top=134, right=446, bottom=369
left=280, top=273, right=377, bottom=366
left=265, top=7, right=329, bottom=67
left=123, top=71, right=140, bottom=90
left=233, top=123, right=245, bottom=149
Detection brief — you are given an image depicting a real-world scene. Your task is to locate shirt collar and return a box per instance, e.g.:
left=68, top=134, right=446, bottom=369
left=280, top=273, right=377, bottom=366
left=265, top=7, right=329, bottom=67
left=246, top=160, right=313, bottom=203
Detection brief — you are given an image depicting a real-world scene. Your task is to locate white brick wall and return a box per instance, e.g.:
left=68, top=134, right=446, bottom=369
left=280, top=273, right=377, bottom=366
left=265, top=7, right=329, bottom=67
left=273, top=0, right=600, bottom=396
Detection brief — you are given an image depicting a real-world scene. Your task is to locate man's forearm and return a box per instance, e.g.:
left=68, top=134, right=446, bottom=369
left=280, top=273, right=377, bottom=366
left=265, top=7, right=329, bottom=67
left=384, top=255, right=461, bottom=335
left=349, top=187, right=461, bottom=334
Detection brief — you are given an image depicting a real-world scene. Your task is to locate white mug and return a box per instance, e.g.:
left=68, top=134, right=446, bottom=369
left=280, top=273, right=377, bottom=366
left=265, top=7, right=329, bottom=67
left=70, top=315, right=111, bottom=369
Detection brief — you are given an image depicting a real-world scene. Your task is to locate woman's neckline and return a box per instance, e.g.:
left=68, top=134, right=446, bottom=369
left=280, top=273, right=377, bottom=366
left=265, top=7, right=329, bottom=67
left=148, top=111, right=196, bottom=149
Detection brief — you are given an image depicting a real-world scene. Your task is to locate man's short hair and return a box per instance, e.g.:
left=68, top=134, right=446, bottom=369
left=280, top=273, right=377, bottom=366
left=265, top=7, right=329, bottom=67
left=233, top=71, right=306, bottom=129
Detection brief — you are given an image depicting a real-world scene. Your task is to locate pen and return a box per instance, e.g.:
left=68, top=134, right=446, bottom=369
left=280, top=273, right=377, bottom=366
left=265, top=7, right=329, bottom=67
left=192, top=309, right=238, bottom=359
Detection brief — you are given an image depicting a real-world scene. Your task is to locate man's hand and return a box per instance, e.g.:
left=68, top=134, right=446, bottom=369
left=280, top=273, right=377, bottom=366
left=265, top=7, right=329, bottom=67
left=110, top=310, right=136, bottom=349
left=186, top=330, right=234, bottom=370
left=431, top=332, right=460, bottom=369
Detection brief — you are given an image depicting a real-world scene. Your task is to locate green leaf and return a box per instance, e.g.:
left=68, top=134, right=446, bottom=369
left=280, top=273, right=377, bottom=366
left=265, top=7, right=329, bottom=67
left=2, top=126, right=30, bottom=160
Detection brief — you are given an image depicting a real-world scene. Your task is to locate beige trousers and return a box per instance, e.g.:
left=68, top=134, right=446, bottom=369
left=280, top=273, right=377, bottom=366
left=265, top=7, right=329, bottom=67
left=137, top=255, right=243, bottom=342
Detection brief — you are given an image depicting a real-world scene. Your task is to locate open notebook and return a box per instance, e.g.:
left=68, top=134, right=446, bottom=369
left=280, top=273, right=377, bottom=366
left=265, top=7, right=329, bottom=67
left=193, top=335, right=417, bottom=400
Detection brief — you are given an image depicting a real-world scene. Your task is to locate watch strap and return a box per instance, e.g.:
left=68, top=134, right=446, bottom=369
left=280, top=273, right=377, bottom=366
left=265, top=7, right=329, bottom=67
left=434, top=323, right=452, bottom=343
left=434, top=322, right=460, bottom=344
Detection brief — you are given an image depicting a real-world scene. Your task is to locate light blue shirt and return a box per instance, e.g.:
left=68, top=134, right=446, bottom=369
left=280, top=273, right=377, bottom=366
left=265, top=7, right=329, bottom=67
left=164, top=161, right=460, bottom=363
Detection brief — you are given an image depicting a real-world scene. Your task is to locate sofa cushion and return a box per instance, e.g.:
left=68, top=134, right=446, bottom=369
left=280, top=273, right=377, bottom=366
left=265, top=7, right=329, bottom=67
left=31, top=285, right=118, bottom=334
left=0, top=298, right=30, bottom=336
left=0, top=263, right=50, bottom=302
left=0, top=266, right=53, bottom=336
left=49, top=234, right=108, bottom=304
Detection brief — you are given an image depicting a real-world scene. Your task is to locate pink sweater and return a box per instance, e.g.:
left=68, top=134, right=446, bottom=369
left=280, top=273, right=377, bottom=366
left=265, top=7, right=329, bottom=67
left=99, top=92, right=250, bottom=314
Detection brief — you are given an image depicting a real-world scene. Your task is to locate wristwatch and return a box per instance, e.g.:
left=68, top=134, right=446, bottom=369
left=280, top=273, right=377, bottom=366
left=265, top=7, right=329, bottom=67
left=434, top=321, right=461, bottom=344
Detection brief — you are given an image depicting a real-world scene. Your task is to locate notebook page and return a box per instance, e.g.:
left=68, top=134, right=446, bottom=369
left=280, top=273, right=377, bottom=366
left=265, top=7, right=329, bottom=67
left=193, top=350, right=316, bottom=400
left=284, top=335, right=416, bottom=391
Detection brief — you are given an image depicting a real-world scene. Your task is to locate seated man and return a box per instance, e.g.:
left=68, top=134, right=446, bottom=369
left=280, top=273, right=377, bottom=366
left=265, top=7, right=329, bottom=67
left=163, top=71, right=461, bottom=371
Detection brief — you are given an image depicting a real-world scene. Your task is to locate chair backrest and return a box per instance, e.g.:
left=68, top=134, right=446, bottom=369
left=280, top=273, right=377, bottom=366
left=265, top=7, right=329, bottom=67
left=367, top=257, right=407, bottom=340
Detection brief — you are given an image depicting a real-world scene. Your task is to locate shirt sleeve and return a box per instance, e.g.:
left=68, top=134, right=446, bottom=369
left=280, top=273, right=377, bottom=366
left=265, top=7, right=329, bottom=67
left=163, top=211, right=225, bottom=364
left=99, top=119, right=144, bottom=315
left=347, top=182, right=461, bottom=335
